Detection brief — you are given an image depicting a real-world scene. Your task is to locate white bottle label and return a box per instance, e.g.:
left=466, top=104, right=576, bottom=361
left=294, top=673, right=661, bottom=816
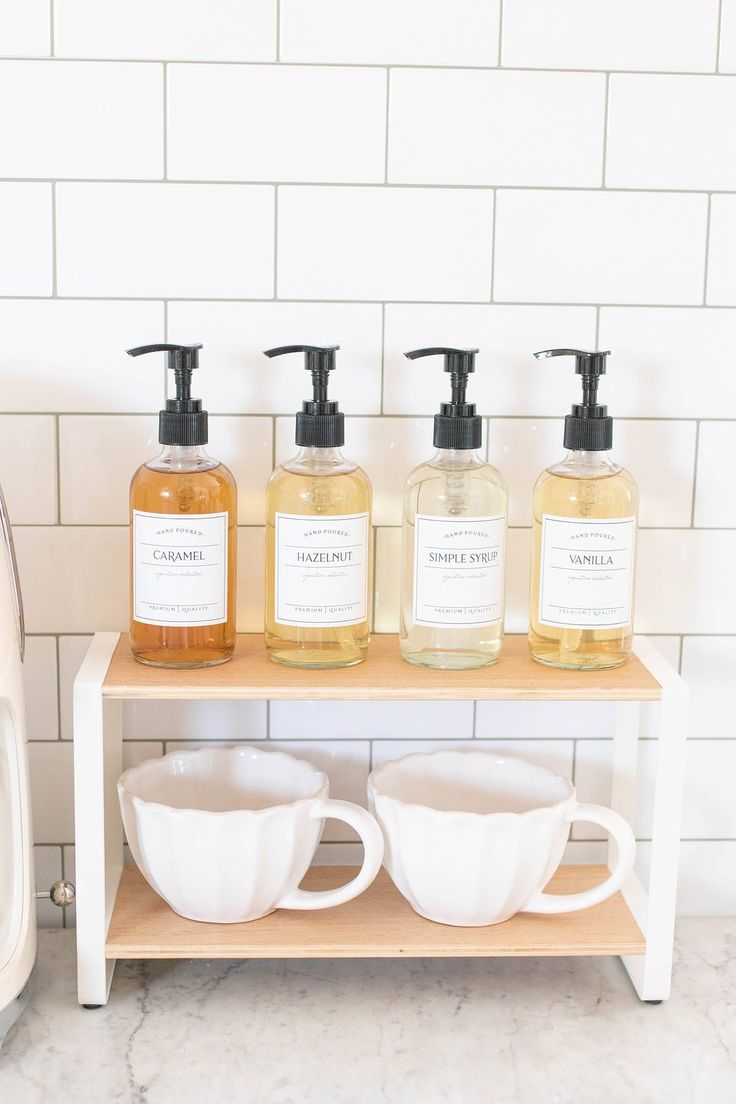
left=274, top=512, right=369, bottom=627
left=538, top=514, right=636, bottom=629
left=413, top=514, right=506, bottom=628
left=132, top=510, right=228, bottom=627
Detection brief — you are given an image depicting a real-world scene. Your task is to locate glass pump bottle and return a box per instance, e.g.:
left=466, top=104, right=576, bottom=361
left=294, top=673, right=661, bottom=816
left=529, top=348, right=638, bottom=670
left=400, top=347, right=508, bottom=669
left=127, top=343, right=237, bottom=668
left=264, top=344, right=372, bottom=668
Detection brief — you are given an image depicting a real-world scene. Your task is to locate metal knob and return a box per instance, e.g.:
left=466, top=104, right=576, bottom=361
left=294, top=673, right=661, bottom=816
left=35, top=880, right=76, bottom=907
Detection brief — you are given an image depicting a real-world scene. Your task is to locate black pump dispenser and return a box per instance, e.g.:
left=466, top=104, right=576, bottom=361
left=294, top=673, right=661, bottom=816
left=535, top=348, right=613, bottom=452
left=264, top=344, right=344, bottom=448
left=127, top=343, right=207, bottom=446
left=405, top=347, right=482, bottom=450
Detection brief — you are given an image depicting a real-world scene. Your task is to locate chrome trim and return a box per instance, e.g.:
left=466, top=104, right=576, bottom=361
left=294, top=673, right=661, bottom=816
left=0, top=485, right=24, bottom=661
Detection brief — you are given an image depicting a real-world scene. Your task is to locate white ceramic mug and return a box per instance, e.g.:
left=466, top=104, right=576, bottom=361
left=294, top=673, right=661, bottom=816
left=368, top=750, right=635, bottom=927
left=119, top=745, right=384, bottom=923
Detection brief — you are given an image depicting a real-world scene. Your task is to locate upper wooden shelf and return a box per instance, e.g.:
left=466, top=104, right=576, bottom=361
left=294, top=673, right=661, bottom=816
left=102, top=634, right=661, bottom=702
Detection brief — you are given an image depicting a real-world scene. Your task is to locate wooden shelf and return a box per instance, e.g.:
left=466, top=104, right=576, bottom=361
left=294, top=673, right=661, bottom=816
left=106, top=865, right=645, bottom=960
left=102, top=634, right=661, bottom=702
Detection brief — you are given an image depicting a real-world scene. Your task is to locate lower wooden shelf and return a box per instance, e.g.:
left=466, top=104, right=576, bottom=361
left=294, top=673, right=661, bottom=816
left=106, top=864, right=645, bottom=960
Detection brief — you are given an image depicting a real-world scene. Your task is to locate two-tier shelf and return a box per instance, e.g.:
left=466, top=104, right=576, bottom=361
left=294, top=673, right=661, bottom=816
left=73, top=633, right=687, bottom=1006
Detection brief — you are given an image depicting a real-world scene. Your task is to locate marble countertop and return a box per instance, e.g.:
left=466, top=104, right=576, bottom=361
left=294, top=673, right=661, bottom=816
left=1, top=924, right=735, bottom=1103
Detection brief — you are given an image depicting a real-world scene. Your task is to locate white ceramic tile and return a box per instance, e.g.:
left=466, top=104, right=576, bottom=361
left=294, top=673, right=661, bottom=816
left=28, top=741, right=74, bottom=842
left=707, top=195, right=736, bottom=305
left=236, top=526, right=265, bottom=632
left=489, top=418, right=695, bottom=529
left=577, top=739, right=736, bottom=842
left=694, top=422, right=736, bottom=527
left=0, top=300, right=164, bottom=413
left=636, top=530, right=736, bottom=634
left=58, top=635, right=91, bottom=741
left=122, top=741, right=164, bottom=770
left=383, top=304, right=596, bottom=417
left=0, top=415, right=56, bottom=524
left=638, top=840, right=736, bottom=916
left=494, top=190, right=707, bottom=305
left=280, top=0, right=500, bottom=65
left=14, top=527, right=128, bottom=634
left=389, top=69, right=604, bottom=187
left=645, top=636, right=682, bottom=671
left=681, top=637, right=736, bottom=739
left=122, top=698, right=267, bottom=742
left=167, top=739, right=369, bottom=841
left=371, top=738, right=574, bottom=780
left=475, top=701, right=614, bottom=741
left=599, top=308, right=736, bottom=418
left=59, top=415, right=272, bottom=525
left=502, top=0, right=719, bottom=72
left=275, top=416, right=430, bottom=527
left=0, top=183, right=52, bottom=295
left=56, top=183, right=274, bottom=298
left=169, top=65, right=385, bottom=184
left=607, top=75, right=736, bottom=191
left=55, top=0, right=276, bottom=61
left=563, top=840, right=607, bottom=864
left=373, top=526, right=400, bottom=633
left=34, top=846, right=63, bottom=929
left=313, top=842, right=364, bottom=865
left=0, top=0, right=49, bottom=55
left=720, top=0, right=736, bottom=72
left=278, top=186, right=494, bottom=302
left=0, top=61, right=163, bottom=179
left=167, top=301, right=382, bottom=415
left=504, top=527, right=531, bottom=634
left=270, top=699, right=474, bottom=741
left=23, top=637, right=59, bottom=742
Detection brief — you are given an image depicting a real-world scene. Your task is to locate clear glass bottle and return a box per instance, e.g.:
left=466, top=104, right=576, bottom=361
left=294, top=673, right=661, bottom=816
left=127, top=343, right=237, bottom=668
left=528, top=349, right=638, bottom=670
left=263, top=345, right=372, bottom=668
left=399, top=348, right=508, bottom=669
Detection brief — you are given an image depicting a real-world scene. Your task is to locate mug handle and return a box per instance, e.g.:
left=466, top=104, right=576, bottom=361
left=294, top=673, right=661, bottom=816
left=276, top=799, right=384, bottom=911
left=521, top=803, right=635, bottom=915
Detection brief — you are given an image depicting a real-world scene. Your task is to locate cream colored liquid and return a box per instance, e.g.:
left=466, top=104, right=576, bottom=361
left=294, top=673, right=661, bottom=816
left=265, top=458, right=372, bottom=668
left=529, top=464, right=638, bottom=669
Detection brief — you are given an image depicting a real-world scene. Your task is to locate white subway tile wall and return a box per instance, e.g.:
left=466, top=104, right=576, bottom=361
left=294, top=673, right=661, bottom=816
left=0, top=2, right=731, bottom=920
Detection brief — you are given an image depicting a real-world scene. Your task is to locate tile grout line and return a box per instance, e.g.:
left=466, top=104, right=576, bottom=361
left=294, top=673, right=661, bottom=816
left=276, top=0, right=281, bottom=62
left=702, top=192, right=713, bottom=305
left=162, top=63, right=168, bottom=180
left=690, top=420, right=701, bottom=526
left=273, top=185, right=279, bottom=299
left=4, top=295, right=736, bottom=309
left=717, top=0, right=725, bottom=71
left=54, top=634, right=62, bottom=739
left=383, top=68, right=390, bottom=184
left=48, top=0, right=54, bottom=56
left=54, top=414, right=61, bottom=525
left=497, top=0, right=504, bottom=66
left=489, top=188, right=497, bottom=302
left=601, top=72, right=610, bottom=186
left=379, top=303, right=386, bottom=414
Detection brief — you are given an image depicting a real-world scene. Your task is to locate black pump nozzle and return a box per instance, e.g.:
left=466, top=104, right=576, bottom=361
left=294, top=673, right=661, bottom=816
left=405, top=347, right=482, bottom=450
left=264, top=344, right=343, bottom=448
left=126, top=342, right=207, bottom=446
left=534, top=348, right=613, bottom=451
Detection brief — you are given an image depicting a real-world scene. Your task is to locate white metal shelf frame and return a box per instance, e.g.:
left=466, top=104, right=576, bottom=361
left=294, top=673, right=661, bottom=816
left=73, top=633, right=687, bottom=1006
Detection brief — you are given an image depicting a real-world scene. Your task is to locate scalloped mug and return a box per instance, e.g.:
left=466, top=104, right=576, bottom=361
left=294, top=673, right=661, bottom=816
left=118, top=745, right=384, bottom=923
left=367, top=750, right=635, bottom=927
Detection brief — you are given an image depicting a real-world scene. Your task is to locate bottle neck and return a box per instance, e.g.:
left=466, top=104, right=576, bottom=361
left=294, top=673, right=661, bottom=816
left=284, top=445, right=356, bottom=475
left=431, top=447, right=484, bottom=468
left=147, top=443, right=217, bottom=473
left=551, top=449, right=620, bottom=477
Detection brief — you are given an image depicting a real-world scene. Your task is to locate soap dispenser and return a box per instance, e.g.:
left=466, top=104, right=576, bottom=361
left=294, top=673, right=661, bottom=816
left=127, top=343, right=237, bottom=668
left=529, top=348, right=638, bottom=670
left=399, top=347, right=507, bottom=669
left=263, top=344, right=372, bottom=668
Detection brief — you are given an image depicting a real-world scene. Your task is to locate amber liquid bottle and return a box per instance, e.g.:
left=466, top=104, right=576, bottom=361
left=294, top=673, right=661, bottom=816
left=263, top=344, right=372, bottom=668
left=128, top=343, right=237, bottom=668
left=528, top=349, right=638, bottom=670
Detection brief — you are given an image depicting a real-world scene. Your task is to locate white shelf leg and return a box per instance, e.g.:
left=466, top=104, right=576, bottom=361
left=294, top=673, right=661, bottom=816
left=73, top=633, right=122, bottom=1007
left=619, top=638, right=689, bottom=1002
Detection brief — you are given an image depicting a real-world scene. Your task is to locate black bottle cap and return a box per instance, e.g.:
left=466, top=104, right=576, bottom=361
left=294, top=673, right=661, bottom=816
left=127, top=343, right=208, bottom=446
left=535, top=348, right=613, bottom=451
left=405, top=347, right=482, bottom=450
left=264, top=344, right=344, bottom=447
